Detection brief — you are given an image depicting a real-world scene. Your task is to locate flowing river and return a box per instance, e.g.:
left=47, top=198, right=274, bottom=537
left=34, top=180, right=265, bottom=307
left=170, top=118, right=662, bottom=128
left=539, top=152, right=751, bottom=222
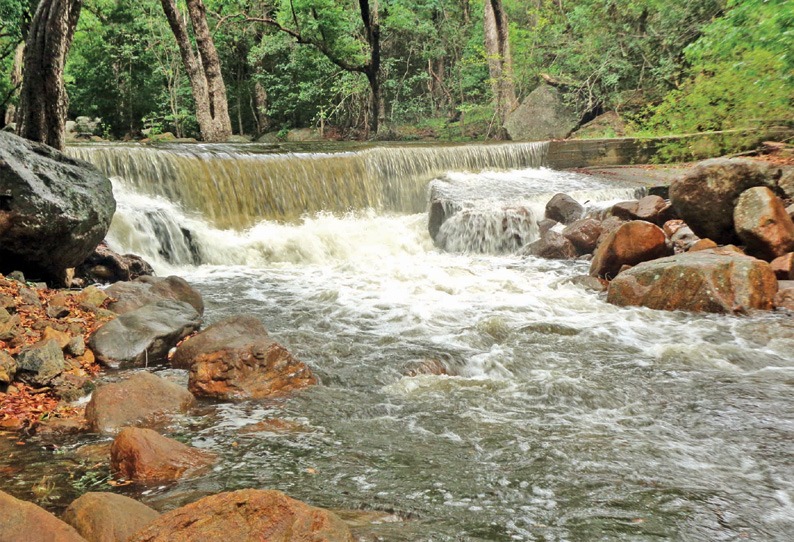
left=5, top=142, right=793, bottom=540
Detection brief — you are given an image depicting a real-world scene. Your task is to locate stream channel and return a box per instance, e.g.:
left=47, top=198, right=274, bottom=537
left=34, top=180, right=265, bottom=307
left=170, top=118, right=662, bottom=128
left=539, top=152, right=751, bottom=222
left=3, top=141, right=794, bottom=541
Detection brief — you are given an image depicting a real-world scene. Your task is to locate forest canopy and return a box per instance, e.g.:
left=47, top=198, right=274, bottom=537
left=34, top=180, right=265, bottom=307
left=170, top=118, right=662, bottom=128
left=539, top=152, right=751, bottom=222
left=1, top=0, right=791, bottom=141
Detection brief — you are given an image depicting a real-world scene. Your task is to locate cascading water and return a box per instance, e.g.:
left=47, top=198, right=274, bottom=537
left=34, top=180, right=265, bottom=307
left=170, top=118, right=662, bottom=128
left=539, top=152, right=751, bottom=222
left=8, top=143, right=791, bottom=541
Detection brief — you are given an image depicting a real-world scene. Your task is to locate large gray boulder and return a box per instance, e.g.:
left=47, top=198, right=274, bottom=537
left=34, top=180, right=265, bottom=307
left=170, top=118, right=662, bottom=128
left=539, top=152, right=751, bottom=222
left=504, top=84, right=579, bottom=141
left=89, top=299, right=201, bottom=368
left=104, top=275, right=204, bottom=315
left=0, top=131, right=115, bottom=281
left=669, top=158, right=785, bottom=244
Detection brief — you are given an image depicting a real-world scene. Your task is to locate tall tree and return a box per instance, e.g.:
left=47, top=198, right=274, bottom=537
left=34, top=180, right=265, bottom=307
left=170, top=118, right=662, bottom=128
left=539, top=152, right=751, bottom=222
left=483, top=0, right=515, bottom=133
left=15, top=0, right=81, bottom=150
left=160, top=0, right=232, bottom=141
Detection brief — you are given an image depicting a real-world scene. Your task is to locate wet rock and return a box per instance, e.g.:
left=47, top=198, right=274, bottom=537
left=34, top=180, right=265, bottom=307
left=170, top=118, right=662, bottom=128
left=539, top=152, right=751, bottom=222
left=35, top=417, right=86, bottom=437
left=173, top=315, right=317, bottom=400
left=85, top=371, right=195, bottom=434
left=74, top=241, right=154, bottom=285
left=610, top=200, right=639, bottom=221
left=634, top=195, right=674, bottom=224
left=16, top=339, right=66, bottom=386
left=596, top=216, right=625, bottom=246
left=733, top=186, right=794, bottom=261
left=402, top=358, right=451, bottom=377
left=129, top=489, right=353, bottom=542
left=521, top=230, right=578, bottom=260
left=590, top=221, right=672, bottom=279
left=52, top=373, right=95, bottom=402
left=537, top=218, right=557, bottom=237
left=63, top=492, right=160, bottom=542
left=0, top=131, right=115, bottom=282
left=562, top=218, right=602, bottom=255
left=0, top=350, right=15, bottom=384
left=238, top=418, right=312, bottom=435
left=89, top=300, right=201, bottom=368
left=105, top=275, right=204, bottom=316
left=545, top=193, right=583, bottom=225
left=607, top=249, right=777, bottom=313
left=563, top=275, right=608, bottom=292
left=504, top=84, right=579, bottom=141
left=111, top=427, right=215, bottom=482
left=0, top=490, right=87, bottom=541
left=770, top=253, right=794, bottom=280
left=669, top=158, right=783, bottom=244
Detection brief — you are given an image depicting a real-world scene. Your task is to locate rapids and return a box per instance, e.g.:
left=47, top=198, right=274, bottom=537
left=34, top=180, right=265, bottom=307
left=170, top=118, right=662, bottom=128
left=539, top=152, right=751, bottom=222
left=5, top=143, right=792, bottom=540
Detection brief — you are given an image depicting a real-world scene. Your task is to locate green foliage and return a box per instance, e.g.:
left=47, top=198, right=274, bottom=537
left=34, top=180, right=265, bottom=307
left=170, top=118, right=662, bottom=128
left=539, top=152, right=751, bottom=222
left=645, top=0, right=793, bottom=134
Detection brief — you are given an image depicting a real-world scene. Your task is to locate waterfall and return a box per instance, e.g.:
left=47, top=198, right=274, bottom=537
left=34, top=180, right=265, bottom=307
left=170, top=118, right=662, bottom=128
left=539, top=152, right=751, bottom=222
left=68, top=142, right=549, bottom=229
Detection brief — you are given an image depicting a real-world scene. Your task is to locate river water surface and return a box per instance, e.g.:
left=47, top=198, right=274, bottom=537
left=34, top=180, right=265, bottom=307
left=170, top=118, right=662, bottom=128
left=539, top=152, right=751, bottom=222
left=5, top=143, right=793, bottom=541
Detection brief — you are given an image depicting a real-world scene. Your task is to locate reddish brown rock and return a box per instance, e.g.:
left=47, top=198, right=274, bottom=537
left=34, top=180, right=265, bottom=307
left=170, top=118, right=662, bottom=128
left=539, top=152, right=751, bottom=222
left=110, top=427, right=215, bottom=482
left=610, top=201, right=639, bottom=221
left=562, top=218, right=602, bottom=255
left=634, top=195, right=674, bottom=224
left=402, top=358, right=451, bottom=377
left=0, top=490, right=86, bottom=542
left=607, top=250, right=778, bottom=313
left=688, top=239, right=718, bottom=252
left=770, top=253, right=794, bottom=279
left=522, top=231, right=578, bottom=260
left=669, top=158, right=781, bottom=244
left=129, top=489, right=353, bottom=542
left=85, top=372, right=195, bottom=434
left=173, top=316, right=316, bottom=400
left=590, top=221, right=672, bottom=279
left=775, top=281, right=794, bottom=310
left=733, top=186, right=794, bottom=261
left=63, top=492, right=159, bottom=542
left=595, top=216, right=625, bottom=246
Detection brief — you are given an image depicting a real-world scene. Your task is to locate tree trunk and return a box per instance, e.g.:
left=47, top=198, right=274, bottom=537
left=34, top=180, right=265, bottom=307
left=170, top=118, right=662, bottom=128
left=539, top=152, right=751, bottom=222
left=15, top=0, right=82, bottom=150
left=484, top=0, right=517, bottom=134
left=252, top=81, right=269, bottom=135
left=359, top=0, right=381, bottom=135
left=160, top=0, right=231, bottom=142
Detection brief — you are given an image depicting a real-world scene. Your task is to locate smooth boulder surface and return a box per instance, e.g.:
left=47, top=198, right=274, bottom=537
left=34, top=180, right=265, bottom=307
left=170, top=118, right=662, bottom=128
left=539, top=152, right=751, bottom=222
left=0, top=490, right=86, bottom=542
left=85, top=371, right=195, bottom=434
left=607, top=250, right=777, bottom=313
left=562, top=218, right=602, bottom=255
left=0, top=131, right=115, bottom=280
left=172, top=315, right=317, bottom=400
left=104, top=275, right=204, bottom=315
left=590, top=221, right=672, bottom=279
left=669, top=158, right=782, bottom=244
left=545, top=193, right=583, bottom=225
left=62, top=492, right=159, bottom=542
left=129, top=489, right=354, bottom=542
left=504, top=84, right=579, bottom=141
left=733, top=186, right=794, bottom=261
left=89, top=299, right=201, bottom=368
left=110, top=427, right=215, bottom=482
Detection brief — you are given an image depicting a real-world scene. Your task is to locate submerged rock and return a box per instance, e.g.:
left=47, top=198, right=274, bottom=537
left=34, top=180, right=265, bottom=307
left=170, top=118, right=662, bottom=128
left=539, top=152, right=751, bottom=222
left=590, top=221, right=672, bottom=279
left=733, top=186, right=794, bottom=261
left=129, top=489, right=353, bottom=542
left=173, top=315, right=316, bottom=400
left=85, top=371, right=195, bottom=434
left=607, top=249, right=777, bottom=313
left=0, top=490, right=86, bottom=542
left=63, top=492, right=159, bottom=542
left=669, top=158, right=783, bottom=244
left=111, top=427, right=215, bottom=482
left=89, top=299, right=201, bottom=368
left=0, top=132, right=115, bottom=282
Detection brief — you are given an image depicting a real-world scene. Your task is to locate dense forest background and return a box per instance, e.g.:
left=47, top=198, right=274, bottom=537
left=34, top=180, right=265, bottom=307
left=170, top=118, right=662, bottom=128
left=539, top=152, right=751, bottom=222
left=0, top=0, right=791, bottom=141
